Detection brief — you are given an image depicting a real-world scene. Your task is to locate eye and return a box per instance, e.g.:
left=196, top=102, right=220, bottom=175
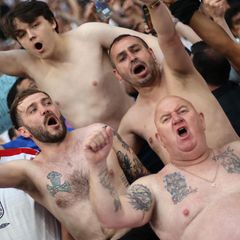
left=132, top=46, right=140, bottom=52
left=29, top=107, right=37, bottom=114
left=32, top=22, right=39, bottom=28
left=16, top=31, right=26, bottom=39
left=45, top=100, right=52, bottom=106
left=118, top=54, right=126, bottom=62
left=178, top=108, right=188, bottom=115
left=162, top=116, right=170, bottom=123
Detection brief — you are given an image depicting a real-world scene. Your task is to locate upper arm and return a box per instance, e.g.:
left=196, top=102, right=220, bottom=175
left=0, top=49, right=31, bottom=77
left=78, top=22, right=163, bottom=62
left=0, top=160, right=29, bottom=189
left=117, top=178, right=155, bottom=227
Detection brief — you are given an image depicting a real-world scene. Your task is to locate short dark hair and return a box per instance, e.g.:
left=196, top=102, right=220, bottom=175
left=7, top=77, right=27, bottom=109
left=225, top=3, right=240, bottom=31
left=2, top=0, right=59, bottom=40
left=10, top=88, right=50, bottom=129
left=192, top=41, right=231, bottom=86
left=108, top=34, right=150, bottom=68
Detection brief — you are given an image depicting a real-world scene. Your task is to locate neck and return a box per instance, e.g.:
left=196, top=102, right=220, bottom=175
left=171, top=148, right=213, bottom=168
left=137, top=76, right=162, bottom=101
left=34, top=134, right=69, bottom=159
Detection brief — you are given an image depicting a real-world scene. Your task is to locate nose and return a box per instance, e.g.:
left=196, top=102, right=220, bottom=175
left=172, top=112, right=183, bottom=125
left=128, top=52, right=137, bottom=62
left=26, top=29, right=35, bottom=41
left=40, top=106, right=50, bottom=116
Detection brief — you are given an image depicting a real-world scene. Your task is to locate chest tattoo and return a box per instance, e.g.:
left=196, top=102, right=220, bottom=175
left=163, top=172, right=197, bottom=204
left=46, top=171, right=71, bottom=197
left=216, top=146, right=240, bottom=174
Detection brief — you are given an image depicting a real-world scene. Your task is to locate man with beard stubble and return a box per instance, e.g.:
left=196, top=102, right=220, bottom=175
left=0, top=88, right=157, bottom=240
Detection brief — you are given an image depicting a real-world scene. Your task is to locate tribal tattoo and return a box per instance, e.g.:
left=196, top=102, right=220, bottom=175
left=126, top=184, right=152, bottom=211
left=215, top=146, right=240, bottom=174
left=163, top=172, right=197, bottom=204
left=98, top=167, right=121, bottom=212
left=46, top=171, right=72, bottom=197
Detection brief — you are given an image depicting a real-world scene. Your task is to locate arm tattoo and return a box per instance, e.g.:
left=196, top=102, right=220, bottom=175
left=46, top=171, right=71, bottom=197
left=163, top=172, right=197, bottom=204
left=98, top=167, right=121, bottom=212
left=117, top=151, right=148, bottom=184
left=113, top=131, right=130, bottom=151
left=126, top=184, right=152, bottom=211
left=215, top=146, right=240, bottom=174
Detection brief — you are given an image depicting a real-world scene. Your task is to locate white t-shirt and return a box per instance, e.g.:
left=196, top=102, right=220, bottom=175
left=0, top=148, right=61, bottom=240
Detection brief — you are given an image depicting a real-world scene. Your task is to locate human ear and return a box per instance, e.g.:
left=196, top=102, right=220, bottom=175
left=113, top=69, right=123, bottom=82
left=18, top=127, right=32, bottom=138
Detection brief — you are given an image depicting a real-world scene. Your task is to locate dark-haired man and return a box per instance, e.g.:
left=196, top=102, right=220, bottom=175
left=0, top=88, right=158, bottom=240
left=0, top=0, right=162, bottom=130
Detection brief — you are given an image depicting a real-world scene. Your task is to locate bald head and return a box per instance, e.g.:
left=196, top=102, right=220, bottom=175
left=154, top=96, right=197, bottom=127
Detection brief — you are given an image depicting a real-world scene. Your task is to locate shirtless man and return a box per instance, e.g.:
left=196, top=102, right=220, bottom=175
left=110, top=0, right=238, bottom=162
left=1, top=88, right=151, bottom=240
left=85, top=95, right=240, bottom=240
left=1, top=0, right=162, bottom=129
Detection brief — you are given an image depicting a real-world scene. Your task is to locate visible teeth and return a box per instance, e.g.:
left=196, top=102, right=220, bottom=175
left=178, top=127, right=187, bottom=136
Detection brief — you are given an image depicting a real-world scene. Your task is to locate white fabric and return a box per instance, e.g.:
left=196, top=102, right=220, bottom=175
left=0, top=150, right=61, bottom=240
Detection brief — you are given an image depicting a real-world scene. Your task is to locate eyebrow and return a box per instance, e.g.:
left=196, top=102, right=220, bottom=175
left=25, top=96, right=50, bottom=113
left=159, top=105, right=188, bottom=120
left=116, top=43, right=141, bottom=60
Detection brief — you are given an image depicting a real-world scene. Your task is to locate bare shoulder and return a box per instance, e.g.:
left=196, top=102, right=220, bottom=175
left=118, top=104, right=140, bottom=131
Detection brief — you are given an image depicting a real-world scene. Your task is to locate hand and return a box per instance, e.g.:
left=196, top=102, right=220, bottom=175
left=201, top=0, right=229, bottom=19
left=84, top=126, right=113, bottom=165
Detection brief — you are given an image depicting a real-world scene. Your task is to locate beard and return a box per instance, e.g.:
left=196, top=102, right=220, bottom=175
left=25, top=115, right=67, bottom=143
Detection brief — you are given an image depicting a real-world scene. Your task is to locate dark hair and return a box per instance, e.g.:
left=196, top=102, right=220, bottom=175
left=7, top=77, right=27, bottom=109
left=192, top=41, right=231, bottom=86
left=225, top=3, right=240, bottom=31
left=2, top=0, right=59, bottom=40
left=10, top=88, right=50, bottom=129
left=108, top=34, right=150, bottom=68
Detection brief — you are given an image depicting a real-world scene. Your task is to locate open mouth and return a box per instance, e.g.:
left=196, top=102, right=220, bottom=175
left=34, top=42, right=43, bottom=51
left=177, top=127, right=188, bottom=137
left=133, top=64, right=146, bottom=74
left=44, top=115, right=58, bottom=126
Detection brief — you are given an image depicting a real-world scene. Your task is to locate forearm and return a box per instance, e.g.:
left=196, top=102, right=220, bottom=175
left=148, top=1, right=176, bottom=42
left=112, top=131, right=150, bottom=183
left=212, top=17, right=235, bottom=41
left=190, top=11, right=240, bottom=68
left=90, top=162, right=125, bottom=227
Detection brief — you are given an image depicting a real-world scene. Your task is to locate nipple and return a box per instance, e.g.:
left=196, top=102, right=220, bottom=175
left=108, top=169, right=114, bottom=177
left=149, top=137, right=153, bottom=144
left=92, top=81, right=98, bottom=86
left=183, top=209, right=189, bottom=217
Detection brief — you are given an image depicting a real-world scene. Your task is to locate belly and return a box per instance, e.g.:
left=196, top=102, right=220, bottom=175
left=182, top=193, right=240, bottom=240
